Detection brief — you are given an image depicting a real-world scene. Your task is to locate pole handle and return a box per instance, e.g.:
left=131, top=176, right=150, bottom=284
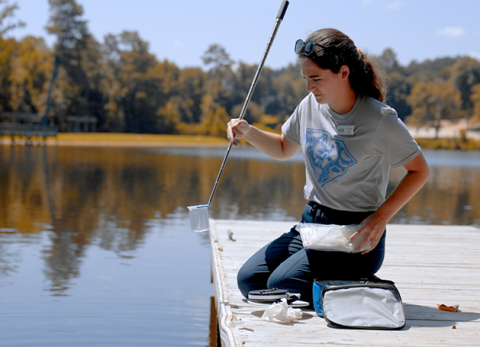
left=277, top=0, right=289, bottom=19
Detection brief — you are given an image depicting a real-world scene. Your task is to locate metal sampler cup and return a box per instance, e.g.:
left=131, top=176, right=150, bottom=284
left=188, top=205, right=210, bottom=232
left=187, top=0, right=289, bottom=232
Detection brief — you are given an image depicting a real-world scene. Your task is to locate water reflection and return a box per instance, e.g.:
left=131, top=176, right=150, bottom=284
left=1, top=146, right=479, bottom=290
left=0, top=145, right=479, bottom=346
left=389, top=165, right=480, bottom=225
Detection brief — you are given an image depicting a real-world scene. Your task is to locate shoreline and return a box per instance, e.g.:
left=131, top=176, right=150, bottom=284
left=0, top=133, right=231, bottom=148
left=0, top=140, right=229, bottom=148
left=1, top=134, right=480, bottom=150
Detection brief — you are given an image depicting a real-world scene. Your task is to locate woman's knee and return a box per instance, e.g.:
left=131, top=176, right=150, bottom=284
left=236, top=230, right=304, bottom=298
left=236, top=259, right=271, bottom=298
left=236, top=263, right=254, bottom=298
left=265, top=250, right=312, bottom=294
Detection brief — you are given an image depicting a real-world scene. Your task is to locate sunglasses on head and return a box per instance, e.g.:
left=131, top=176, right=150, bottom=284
left=294, top=39, right=324, bottom=56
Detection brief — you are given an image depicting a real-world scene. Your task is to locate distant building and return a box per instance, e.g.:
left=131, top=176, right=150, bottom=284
left=65, top=116, right=98, bottom=133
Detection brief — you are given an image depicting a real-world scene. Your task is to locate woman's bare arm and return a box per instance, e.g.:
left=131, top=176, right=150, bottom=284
left=350, top=152, right=430, bottom=254
left=227, top=119, right=301, bottom=161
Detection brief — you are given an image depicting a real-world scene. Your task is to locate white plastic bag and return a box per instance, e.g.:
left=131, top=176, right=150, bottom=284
left=296, top=223, right=370, bottom=253
left=261, top=298, right=303, bottom=323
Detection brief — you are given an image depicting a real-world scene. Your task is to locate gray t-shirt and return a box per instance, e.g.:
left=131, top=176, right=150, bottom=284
left=282, top=93, right=421, bottom=212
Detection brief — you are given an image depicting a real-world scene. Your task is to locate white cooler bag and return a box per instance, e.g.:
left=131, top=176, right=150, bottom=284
left=313, top=277, right=406, bottom=330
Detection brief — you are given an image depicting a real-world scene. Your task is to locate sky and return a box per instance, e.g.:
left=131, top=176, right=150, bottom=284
left=7, top=0, right=480, bottom=70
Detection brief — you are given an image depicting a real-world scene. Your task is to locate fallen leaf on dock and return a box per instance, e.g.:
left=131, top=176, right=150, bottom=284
left=437, top=304, right=459, bottom=312
left=227, top=229, right=236, bottom=241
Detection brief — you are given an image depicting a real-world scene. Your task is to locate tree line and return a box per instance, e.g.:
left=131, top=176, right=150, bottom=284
left=1, top=0, right=480, bottom=138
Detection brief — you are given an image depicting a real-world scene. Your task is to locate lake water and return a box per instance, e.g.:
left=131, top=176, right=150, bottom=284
left=0, top=145, right=479, bottom=346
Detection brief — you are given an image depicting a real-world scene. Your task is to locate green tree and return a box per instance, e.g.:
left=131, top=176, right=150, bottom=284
left=202, top=44, right=232, bottom=75
left=375, top=49, right=411, bottom=120
left=407, top=81, right=462, bottom=139
left=102, top=31, right=156, bottom=132
left=202, top=44, right=233, bottom=113
left=45, top=0, right=104, bottom=129
left=377, top=48, right=404, bottom=74
left=385, top=71, right=411, bottom=120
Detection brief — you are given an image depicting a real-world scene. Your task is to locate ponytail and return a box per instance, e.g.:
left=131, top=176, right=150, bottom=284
left=351, top=50, right=386, bottom=102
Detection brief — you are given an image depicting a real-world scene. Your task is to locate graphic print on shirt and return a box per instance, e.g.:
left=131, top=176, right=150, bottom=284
left=305, top=128, right=357, bottom=186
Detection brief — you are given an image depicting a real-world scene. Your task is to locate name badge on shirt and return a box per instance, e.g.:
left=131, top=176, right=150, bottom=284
left=337, top=125, right=355, bottom=136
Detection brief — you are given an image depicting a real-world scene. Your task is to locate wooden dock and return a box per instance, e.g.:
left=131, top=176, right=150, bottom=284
left=209, top=220, right=480, bottom=346
left=0, top=123, right=59, bottom=145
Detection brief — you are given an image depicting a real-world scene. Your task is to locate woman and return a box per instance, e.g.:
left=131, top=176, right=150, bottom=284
left=227, top=28, right=429, bottom=303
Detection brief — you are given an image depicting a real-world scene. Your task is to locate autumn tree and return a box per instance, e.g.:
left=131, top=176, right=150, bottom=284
left=5, top=2, right=479, bottom=138
left=149, top=59, right=181, bottom=133
left=229, top=61, right=262, bottom=124
left=443, top=57, right=480, bottom=124
left=9, top=36, right=52, bottom=114
left=0, top=0, right=24, bottom=114
left=0, top=0, right=24, bottom=38
left=198, top=94, right=230, bottom=137
left=0, top=37, right=15, bottom=113
left=101, top=31, right=181, bottom=133
left=407, top=81, right=462, bottom=138
left=176, top=67, right=206, bottom=123
left=471, top=83, right=480, bottom=126
left=405, top=56, right=460, bottom=77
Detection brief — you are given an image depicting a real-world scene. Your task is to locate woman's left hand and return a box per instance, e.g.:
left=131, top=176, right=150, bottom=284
left=348, top=214, right=387, bottom=255
left=348, top=153, right=429, bottom=255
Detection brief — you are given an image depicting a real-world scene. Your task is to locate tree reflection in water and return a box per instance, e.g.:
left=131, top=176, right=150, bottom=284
left=1, top=146, right=480, bottom=292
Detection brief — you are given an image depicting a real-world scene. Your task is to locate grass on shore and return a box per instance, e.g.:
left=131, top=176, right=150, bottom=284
left=55, top=133, right=480, bottom=150
left=55, top=133, right=229, bottom=145
left=415, top=137, right=480, bottom=150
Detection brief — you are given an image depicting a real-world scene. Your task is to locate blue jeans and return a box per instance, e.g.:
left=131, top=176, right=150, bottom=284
left=237, top=202, right=386, bottom=303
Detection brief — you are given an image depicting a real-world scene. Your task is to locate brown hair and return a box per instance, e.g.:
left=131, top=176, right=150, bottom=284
left=297, top=28, right=385, bottom=102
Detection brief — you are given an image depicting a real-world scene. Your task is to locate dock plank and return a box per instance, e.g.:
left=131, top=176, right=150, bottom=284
left=209, top=220, right=480, bottom=347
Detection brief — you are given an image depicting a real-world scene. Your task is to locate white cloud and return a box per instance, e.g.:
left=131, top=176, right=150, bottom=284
left=361, top=0, right=373, bottom=6
left=174, top=40, right=182, bottom=47
left=386, top=0, right=405, bottom=10
left=436, top=27, right=466, bottom=38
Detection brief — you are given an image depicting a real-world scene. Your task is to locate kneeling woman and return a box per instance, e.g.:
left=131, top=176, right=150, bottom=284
left=227, top=28, right=429, bottom=303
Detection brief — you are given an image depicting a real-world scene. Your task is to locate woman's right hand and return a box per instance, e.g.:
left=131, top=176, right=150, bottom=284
left=227, top=119, right=251, bottom=146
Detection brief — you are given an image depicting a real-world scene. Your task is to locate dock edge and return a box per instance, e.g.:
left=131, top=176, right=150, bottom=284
left=209, top=219, right=241, bottom=347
